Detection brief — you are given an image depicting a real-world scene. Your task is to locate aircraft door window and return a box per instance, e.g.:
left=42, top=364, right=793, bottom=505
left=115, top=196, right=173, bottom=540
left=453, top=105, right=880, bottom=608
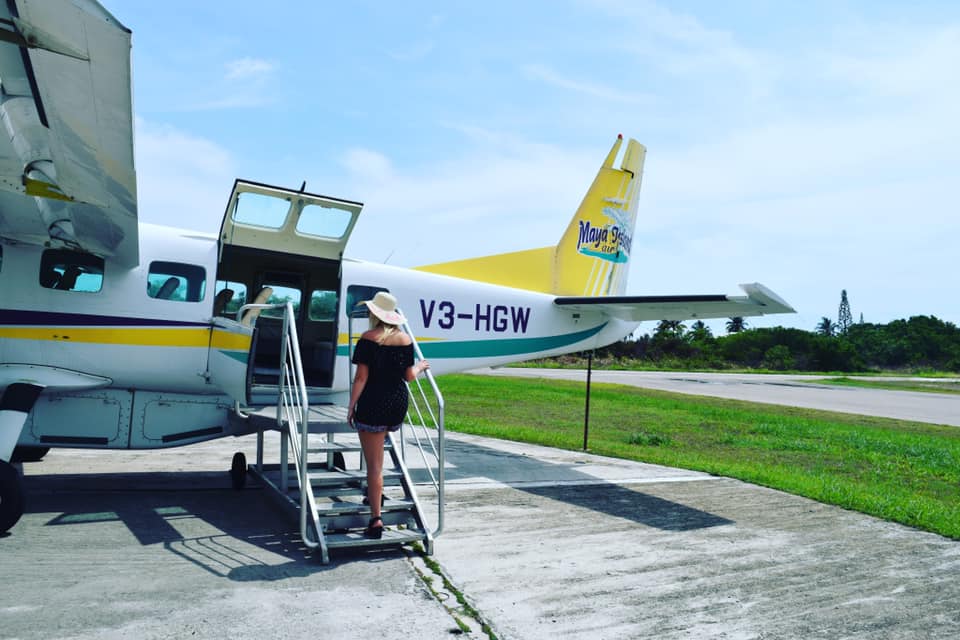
left=297, top=203, right=353, bottom=239
left=39, top=249, right=104, bottom=292
left=260, top=285, right=301, bottom=318
left=232, top=191, right=291, bottom=229
left=308, top=290, right=338, bottom=321
left=147, top=261, right=206, bottom=302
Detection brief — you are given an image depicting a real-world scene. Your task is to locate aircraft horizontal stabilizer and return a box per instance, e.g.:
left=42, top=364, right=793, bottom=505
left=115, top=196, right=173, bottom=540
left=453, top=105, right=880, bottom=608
left=553, top=283, right=795, bottom=322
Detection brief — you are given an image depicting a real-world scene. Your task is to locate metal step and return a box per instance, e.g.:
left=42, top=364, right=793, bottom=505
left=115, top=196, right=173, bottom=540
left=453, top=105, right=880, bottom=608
left=270, top=492, right=416, bottom=529
left=305, top=422, right=354, bottom=435
left=315, top=497, right=415, bottom=517
left=324, top=527, right=427, bottom=551
left=307, top=441, right=368, bottom=454
left=319, top=510, right=420, bottom=532
left=305, top=468, right=402, bottom=487
left=237, top=404, right=354, bottom=434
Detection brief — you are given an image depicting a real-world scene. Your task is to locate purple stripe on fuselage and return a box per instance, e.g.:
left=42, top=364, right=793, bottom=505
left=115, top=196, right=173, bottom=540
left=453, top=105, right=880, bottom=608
left=0, top=309, right=208, bottom=328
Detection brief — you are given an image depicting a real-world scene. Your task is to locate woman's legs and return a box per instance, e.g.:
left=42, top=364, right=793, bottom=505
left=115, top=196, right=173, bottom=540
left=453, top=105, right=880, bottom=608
left=359, top=430, right=388, bottom=520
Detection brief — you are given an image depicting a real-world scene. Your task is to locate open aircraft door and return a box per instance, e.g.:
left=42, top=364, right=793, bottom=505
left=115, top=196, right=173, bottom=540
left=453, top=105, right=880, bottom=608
left=208, top=180, right=363, bottom=403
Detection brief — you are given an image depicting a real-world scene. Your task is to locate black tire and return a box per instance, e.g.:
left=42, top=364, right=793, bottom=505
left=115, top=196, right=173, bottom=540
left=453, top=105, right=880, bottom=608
left=333, top=451, right=346, bottom=470
left=0, top=460, right=26, bottom=533
left=11, top=446, right=50, bottom=463
left=230, top=452, right=247, bottom=490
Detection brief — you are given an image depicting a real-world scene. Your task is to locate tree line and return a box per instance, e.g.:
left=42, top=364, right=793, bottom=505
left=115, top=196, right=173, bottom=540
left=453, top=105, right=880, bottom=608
left=577, top=314, right=960, bottom=373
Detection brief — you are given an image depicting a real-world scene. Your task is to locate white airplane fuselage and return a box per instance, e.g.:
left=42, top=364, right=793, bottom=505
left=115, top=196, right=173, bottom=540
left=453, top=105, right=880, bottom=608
left=0, top=221, right=628, bottom=452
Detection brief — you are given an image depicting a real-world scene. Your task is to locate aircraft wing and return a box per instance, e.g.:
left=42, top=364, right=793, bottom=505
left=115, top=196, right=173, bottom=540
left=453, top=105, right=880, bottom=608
left=0, top=0, right=138, bottom=266
left=553, top=283, right=795, bottom=322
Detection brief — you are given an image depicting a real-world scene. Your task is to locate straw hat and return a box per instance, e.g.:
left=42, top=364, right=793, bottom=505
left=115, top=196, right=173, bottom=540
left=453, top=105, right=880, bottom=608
left=362, top=291, right=406, bottom=325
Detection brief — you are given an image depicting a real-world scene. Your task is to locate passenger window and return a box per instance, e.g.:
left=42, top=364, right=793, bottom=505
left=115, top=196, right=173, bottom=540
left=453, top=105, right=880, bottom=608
left=147, top=261, right=206, bottom=302
left=214, top=281, right=248, bottom=318
left=40, top=249, right=104, bottom=292
left=309, top=290, right=338, bottom=321
left=261, top=285, right=301, bottom=318
left=346, top=285, right=389, bottom=318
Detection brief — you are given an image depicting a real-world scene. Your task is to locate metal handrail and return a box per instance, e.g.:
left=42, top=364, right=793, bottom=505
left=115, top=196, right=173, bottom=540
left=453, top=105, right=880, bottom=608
left=400, top=316, right=445, bottom=538
left=274, top=302, right=324, bottom=554
left=235, top=302, right=276, bottom=324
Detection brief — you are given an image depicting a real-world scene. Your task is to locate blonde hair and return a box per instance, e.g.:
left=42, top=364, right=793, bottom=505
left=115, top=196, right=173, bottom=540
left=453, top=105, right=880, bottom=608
left=369, top=316, right=400, bottom=344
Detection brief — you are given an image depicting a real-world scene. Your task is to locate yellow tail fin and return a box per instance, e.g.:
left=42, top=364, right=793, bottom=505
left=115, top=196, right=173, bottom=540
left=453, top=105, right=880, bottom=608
left=415, top=135, right=645, bottom=296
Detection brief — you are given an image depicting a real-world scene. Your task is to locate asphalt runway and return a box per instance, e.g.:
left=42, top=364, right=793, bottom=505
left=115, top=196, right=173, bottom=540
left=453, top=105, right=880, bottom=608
left=471, top=368, right=960, bottom=427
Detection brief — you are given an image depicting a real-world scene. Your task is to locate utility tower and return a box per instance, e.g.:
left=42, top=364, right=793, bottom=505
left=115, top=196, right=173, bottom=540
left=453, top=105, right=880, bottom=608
left=838, top=290, right=853, bottom=334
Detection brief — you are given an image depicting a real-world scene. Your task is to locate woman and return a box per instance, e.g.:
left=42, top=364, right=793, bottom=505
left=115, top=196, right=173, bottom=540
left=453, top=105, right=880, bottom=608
left=348, top=291, right=429, bottom=539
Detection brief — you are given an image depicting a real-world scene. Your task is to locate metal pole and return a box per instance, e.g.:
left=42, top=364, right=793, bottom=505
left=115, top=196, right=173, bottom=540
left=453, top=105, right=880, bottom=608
left=583, top=350, right=593, bottom=451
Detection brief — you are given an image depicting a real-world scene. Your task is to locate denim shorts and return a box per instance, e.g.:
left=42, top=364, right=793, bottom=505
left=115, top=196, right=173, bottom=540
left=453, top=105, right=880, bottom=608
left=354, top=421, right=402, bottom=434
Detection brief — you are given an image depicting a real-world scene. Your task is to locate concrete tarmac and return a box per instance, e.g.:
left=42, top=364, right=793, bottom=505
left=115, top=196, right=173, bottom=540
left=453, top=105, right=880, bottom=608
left=4, top=421, right=960, bottom=639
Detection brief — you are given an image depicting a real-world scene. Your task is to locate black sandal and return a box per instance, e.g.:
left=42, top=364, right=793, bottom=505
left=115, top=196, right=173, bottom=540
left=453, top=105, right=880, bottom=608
left=363, top=516, right=383, bottom=539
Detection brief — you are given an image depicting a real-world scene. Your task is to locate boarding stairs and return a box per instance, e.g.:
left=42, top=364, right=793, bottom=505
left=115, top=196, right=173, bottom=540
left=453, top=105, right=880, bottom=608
left=229, top=302, right=445, bottom=564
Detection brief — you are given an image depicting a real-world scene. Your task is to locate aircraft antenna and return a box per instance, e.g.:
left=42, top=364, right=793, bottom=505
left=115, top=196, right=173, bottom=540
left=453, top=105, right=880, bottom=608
left=299, top=181, right=306, bottom=192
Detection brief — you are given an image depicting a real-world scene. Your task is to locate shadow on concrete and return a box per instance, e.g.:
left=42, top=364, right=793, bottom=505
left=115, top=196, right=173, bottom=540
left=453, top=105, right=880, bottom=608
left=408, top=436, right=733, bottom=531
left=522, top=483, right=731, bottom=531
left=20, top=470, right=400, bottom=579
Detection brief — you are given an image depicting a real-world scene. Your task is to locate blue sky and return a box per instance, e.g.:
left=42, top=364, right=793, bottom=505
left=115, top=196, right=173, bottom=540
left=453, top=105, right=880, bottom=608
left=109, top=0, right=960, bottom=333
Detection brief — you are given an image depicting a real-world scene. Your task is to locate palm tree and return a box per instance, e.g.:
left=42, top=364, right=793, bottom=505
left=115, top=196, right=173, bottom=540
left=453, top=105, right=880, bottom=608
left=816, top=317, right=835, bottom=336
left=654, top=320, right=686, bottom=338
left=725, top=317, right=747, bottom=333
left=688, top=320, right=713, bottom=341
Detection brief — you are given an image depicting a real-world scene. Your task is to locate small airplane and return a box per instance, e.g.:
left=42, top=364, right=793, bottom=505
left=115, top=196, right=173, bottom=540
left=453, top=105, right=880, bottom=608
left=0, top=0, right=794, bottom=533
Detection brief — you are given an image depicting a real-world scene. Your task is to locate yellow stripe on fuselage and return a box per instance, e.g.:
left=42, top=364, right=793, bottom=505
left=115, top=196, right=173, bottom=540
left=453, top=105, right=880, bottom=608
left=211, top=330, right=253, bottom=350
left=0, top=326, right=251, bottom=350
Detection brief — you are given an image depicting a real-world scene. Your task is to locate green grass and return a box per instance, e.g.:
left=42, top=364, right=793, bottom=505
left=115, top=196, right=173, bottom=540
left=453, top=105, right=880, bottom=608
left=816, top=377, right=960, bottom=394
left=438, top=374, right=960, bottom=539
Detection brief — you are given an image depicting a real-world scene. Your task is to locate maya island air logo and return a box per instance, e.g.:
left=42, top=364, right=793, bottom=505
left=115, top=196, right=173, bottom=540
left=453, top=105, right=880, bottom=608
left=576, top=204, right=632, bottom=263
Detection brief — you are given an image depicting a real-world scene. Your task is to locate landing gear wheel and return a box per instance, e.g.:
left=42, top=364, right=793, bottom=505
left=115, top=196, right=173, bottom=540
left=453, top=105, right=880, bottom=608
left=11, top=446, right=50, bottom=463
left=0, top=460, right=26, bottom=533
left=333, top=451, right=346, bottom=471
left=230, top=452, right=247, bottom=490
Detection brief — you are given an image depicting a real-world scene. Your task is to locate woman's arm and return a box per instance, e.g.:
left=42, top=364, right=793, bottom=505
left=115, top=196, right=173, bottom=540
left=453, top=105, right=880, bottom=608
left=405, top=359, right=430, bottom=382
left=348, top=363, right=369, bottom=426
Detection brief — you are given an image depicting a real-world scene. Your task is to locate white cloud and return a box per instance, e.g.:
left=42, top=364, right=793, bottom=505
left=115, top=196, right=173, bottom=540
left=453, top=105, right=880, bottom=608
left=823, top=25, right=960, bottom=100
left=339, top=136, right=599, bottom=265
left=340, top=149, right=395, bottom=182
left=522, top=64, right=653, bottom=104
left=588, top=0, right=772, bottom=78
left=173, top=58, right=278, bottom=110
left=225, top=57, right=275, bottom=80
left=133, top=118, right=235, bottom=232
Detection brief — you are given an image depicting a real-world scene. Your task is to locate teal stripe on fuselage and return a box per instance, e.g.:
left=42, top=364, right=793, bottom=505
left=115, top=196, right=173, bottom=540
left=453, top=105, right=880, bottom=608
left=336, top=323, right=607, bottom=359
left=219, top=350, right=249, bottom=364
